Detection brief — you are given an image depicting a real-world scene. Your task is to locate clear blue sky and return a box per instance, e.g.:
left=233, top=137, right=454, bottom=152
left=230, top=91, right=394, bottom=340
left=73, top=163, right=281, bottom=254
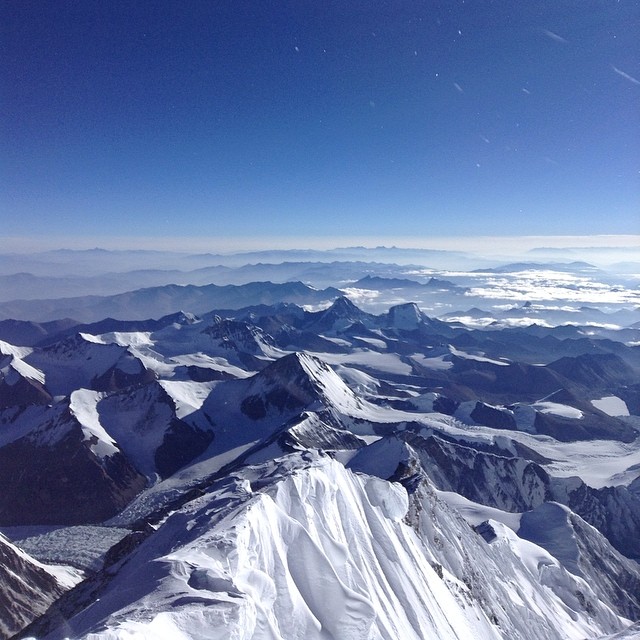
left=2, top=1, right=639, bottom=245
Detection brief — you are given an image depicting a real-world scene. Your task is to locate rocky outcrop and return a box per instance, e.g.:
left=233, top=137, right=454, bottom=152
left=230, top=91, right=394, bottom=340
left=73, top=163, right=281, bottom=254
left=0, top=535, right=66, bottom=639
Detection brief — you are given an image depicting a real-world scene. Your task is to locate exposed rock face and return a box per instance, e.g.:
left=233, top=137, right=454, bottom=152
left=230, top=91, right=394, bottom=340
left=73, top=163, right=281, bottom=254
left=154, top=420, right=214, bottom=478
left=470, top=402, right=517, bottom=430
left=386, top=302, right=424, bottom=330
left=547, top=352, right=637, bottom=388
left=393, top=431, right=640, bottom=560
left=558, top=481, right=640, bottom=561
left=518, top=502, right=640, bottom=620
left=0, top=368, right=51, bottom=409
left=0, top=407, right=146, bottom=526
left=0, top=535, right=66, bottom=639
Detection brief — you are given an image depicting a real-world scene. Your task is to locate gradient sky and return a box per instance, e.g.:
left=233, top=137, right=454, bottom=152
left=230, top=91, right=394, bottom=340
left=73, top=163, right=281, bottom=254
left=2, top=1, right=639, bottom=246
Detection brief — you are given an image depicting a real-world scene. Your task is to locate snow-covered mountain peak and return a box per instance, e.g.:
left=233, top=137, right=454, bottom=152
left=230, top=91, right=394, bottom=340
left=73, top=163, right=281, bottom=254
left=244, top=351, right=364, bottom=418
left=0, top=351, right=45, bottom=386
left=203, top=316, right=276, bottom=356
left=306, top=295, right=373, bottom=333
left=386, top=302, right=424, bottom=330
left=163, top=310, right=201, bottom=326
left=328, top=294, right=360, bottom=314
left=22, top=333, right=154, bottom=396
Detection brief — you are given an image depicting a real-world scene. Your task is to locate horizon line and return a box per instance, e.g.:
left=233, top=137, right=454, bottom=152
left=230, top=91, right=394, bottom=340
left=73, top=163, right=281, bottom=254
left=1, top=234, right=639, bottom=255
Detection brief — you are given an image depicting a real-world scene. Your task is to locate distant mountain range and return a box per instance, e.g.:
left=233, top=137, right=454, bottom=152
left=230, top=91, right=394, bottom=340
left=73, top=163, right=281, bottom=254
left=0, top=281, right=342, bottom=323
left=1, top=290, right=639, bottom=638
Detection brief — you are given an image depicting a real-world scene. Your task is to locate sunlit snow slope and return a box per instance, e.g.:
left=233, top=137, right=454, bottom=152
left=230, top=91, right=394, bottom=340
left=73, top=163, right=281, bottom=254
left=24, top=456, right=629, bottom=640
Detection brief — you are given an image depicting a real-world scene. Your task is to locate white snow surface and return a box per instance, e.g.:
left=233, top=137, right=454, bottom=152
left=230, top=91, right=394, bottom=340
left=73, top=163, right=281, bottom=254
left=591, top=396, right=630, bottom=417
left=353, top=336, right=387, bottom=349
left=409, top=353, right=453, bottom=370
left=96, top=381, right=216, bottom=478
left=333, top=365, right=382, bottom=395
left=449, top=345, right=510, bottom=366
left=0, top=340, right=45, bottom=384
left=158, top=380, right=216, bottom=418
left=0, top=340, right=33, bottom=360
left=2, top=356, right=46, bottom=385
left=311, top=349, right=413, bottom=375
left=87, top=331, right=154, bottom=347
left=411, top=412, right=640, bottom=490
left=25, top=335, right=142, bottom=396
left=597, top=623, right=640, bottom=639
left=34, top=456, right=628, bottom=640
left=532, top=401, right=584, bottom=420
left=170, top=352, right=252, bottom=378
left=69, top=389, right=118, bottom=458
left=436, top=490, right=522, bottom=531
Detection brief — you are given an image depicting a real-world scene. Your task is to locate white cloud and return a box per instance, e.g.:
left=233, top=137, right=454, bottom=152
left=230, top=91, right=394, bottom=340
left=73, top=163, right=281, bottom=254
left=464, top=270, right=640, bottom=305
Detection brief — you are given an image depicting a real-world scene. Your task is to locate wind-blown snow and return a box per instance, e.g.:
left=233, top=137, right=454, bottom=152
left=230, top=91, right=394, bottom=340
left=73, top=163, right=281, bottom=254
left=532, top=401, right=584, bottom=419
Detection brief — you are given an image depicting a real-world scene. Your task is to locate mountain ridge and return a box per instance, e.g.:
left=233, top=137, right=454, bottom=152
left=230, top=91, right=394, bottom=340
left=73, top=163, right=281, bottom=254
left=0, top=289, right=638, bottom=639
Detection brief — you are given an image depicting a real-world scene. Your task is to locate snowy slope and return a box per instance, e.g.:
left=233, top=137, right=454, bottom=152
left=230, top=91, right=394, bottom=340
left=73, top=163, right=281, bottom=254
left=24, top=333, right=153, bottom=396
left=97, top=381, right=216, bottom=478
left=25, top=456, right=630, bottom=640
left=0, top=339, right=50, bottom=408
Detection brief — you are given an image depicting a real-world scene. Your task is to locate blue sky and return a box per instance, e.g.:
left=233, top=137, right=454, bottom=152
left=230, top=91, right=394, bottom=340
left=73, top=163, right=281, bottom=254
left=2, top=1, right=639, bottom=247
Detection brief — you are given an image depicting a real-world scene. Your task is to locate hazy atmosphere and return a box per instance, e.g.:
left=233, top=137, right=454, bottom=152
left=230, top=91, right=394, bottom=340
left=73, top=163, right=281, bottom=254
left=2, top=5, right=640, bottom=639
left=2, top=1, right=639, bottom=247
